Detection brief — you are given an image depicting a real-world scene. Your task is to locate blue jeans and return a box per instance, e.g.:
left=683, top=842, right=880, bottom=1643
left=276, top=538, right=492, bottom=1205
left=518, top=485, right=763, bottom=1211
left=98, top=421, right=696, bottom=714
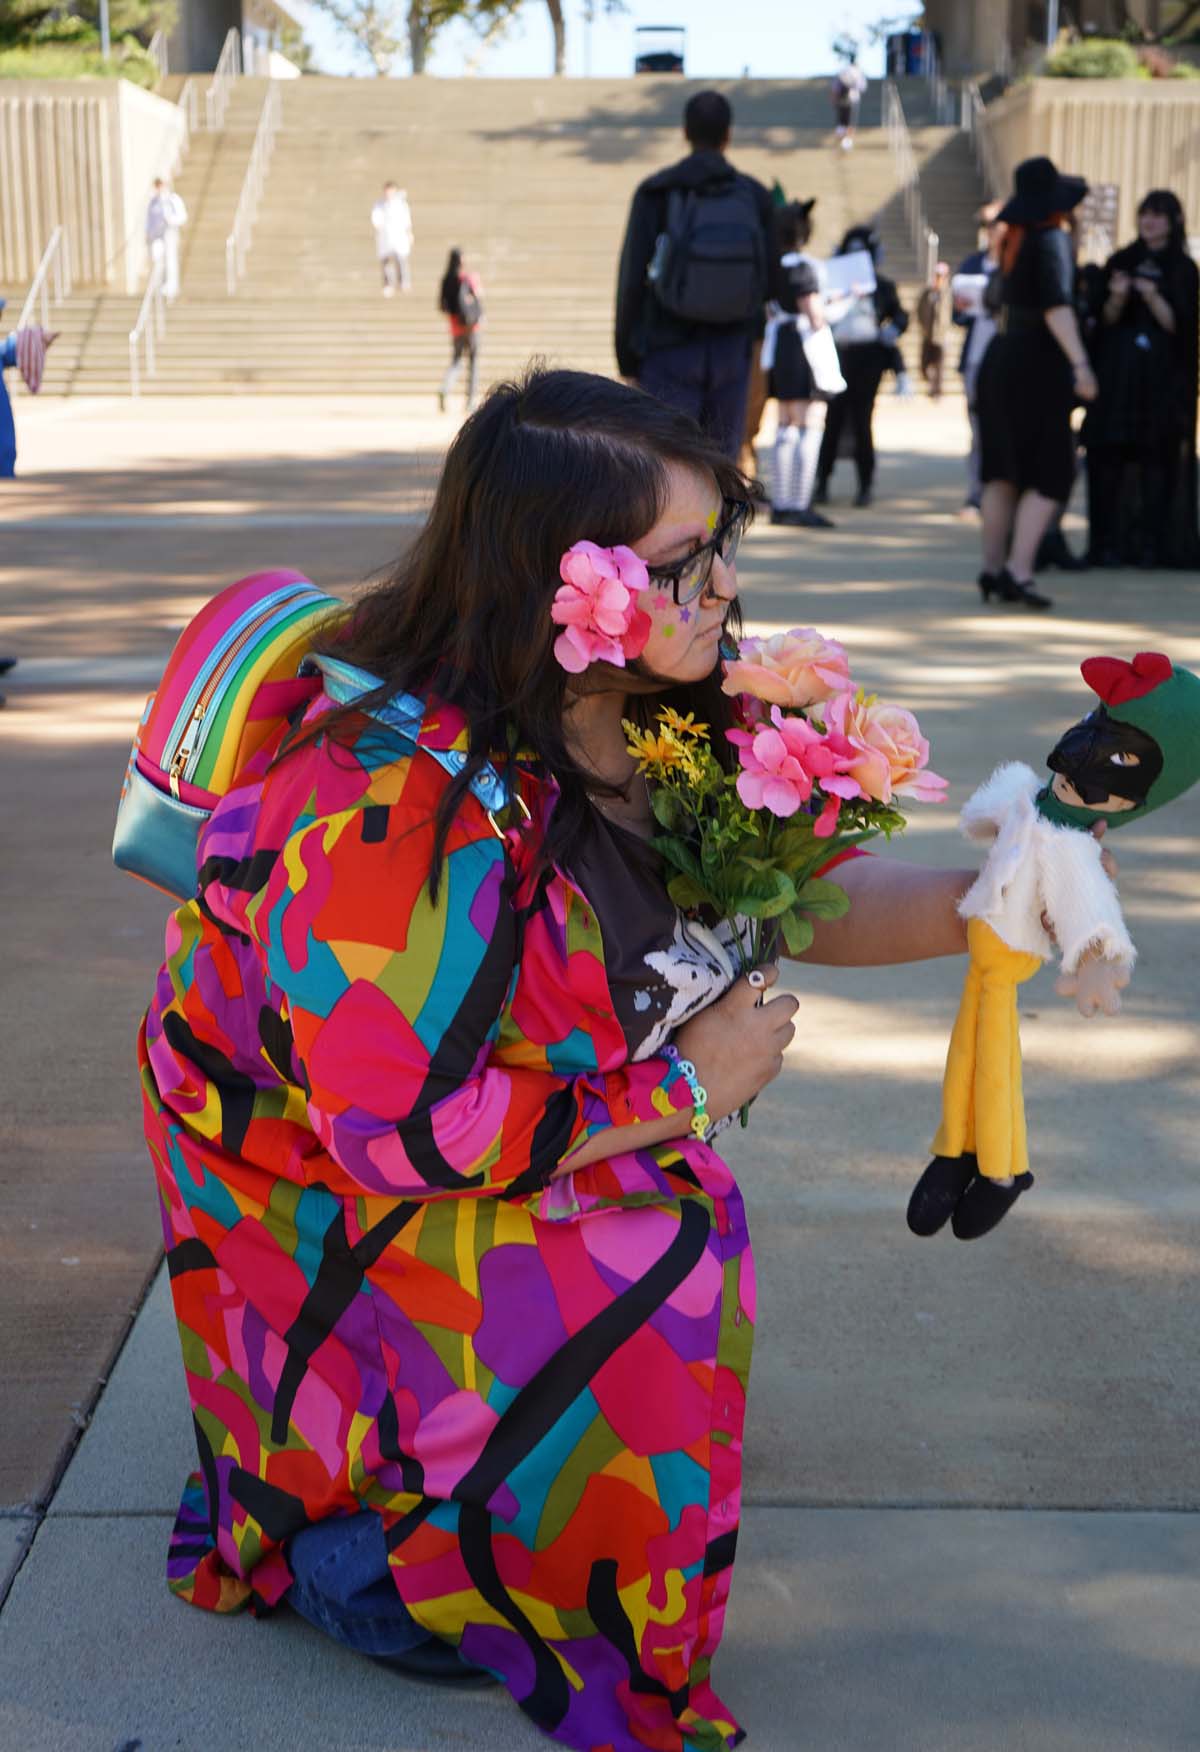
left=638, top=330, right=753, bottom=460
left=286, top=1510, right=430, bottom=1658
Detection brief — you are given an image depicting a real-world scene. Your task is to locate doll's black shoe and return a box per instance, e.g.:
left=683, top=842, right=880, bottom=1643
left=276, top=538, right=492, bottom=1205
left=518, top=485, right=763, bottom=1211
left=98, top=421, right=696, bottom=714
left=950, top=1171, right=1034, bottom=1240
left=906, top=1152, right=978, bottom=1236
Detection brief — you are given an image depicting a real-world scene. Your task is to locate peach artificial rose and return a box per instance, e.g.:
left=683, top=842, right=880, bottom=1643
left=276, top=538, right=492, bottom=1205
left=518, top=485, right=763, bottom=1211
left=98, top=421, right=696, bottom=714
left=821, top=690, right=949, bottom=806
left=721, top=628, right=852, bottom=710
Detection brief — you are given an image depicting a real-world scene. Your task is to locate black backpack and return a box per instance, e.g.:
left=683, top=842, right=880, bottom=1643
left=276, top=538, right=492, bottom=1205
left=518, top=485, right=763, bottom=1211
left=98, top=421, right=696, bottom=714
left=648, top=179, right=767, bottom=326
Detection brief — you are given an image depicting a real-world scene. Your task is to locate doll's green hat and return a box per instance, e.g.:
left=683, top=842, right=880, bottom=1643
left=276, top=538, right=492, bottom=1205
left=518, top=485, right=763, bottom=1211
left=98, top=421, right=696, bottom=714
left=1082, top=653, right=1200, bottom=812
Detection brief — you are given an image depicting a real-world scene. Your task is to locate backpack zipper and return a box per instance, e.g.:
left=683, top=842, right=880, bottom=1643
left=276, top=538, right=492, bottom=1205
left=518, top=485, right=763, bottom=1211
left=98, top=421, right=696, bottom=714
left=165, top=584, right=323, bottom=797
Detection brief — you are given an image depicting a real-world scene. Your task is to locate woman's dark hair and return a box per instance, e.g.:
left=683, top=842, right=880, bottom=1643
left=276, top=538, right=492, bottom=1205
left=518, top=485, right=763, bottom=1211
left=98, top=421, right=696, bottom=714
left=776, top=199, right=815, bottom=253
left=438, top=249, right=463, bottom=315
left=837, top=223, right=880, bottom=262
left=304, top=367, right=754, bottom=894
left=1138, top=189, right=1186, bottom=254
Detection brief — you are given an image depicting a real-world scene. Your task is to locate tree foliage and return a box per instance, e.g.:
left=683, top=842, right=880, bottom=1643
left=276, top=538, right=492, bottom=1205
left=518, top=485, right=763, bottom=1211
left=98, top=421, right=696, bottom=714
left=309, top=0, right=524, bottom=74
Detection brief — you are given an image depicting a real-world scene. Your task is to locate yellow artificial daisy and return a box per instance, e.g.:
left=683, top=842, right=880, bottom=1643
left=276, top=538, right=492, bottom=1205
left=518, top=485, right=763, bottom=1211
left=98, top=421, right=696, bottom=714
left=659, top=707, right=710, bottom=740
left=625, top=723, right=686, bottom=773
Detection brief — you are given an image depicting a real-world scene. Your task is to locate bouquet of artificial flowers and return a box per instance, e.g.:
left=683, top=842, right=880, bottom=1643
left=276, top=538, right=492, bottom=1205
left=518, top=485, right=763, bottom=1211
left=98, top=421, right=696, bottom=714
left=625, top=628, right=948, bottom=968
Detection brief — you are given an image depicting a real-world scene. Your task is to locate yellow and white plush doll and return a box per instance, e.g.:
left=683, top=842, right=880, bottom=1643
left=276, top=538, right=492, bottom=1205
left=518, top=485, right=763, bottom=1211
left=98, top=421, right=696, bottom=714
left=908, top=651, right=1200, bottom=1241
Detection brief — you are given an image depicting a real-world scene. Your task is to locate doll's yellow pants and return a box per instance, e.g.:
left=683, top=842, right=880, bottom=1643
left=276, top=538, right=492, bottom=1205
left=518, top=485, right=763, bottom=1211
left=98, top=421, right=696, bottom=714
left=933, top=917, right=1044, bottom=1182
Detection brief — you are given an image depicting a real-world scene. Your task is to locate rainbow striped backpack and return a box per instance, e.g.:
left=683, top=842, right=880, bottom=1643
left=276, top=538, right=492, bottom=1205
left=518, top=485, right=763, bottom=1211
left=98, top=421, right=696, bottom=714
left=112, top=569, right=343, bottom=900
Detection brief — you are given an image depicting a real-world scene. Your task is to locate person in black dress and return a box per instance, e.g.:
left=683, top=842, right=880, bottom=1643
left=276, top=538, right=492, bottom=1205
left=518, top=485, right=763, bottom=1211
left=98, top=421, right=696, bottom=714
left=814, top=224, right=909, bottom=508
left=975, top=157, right=1097, bottom=610
left=764, top=200, right=836, bottom=528
left=1084, top=189, right=1200, bottom=570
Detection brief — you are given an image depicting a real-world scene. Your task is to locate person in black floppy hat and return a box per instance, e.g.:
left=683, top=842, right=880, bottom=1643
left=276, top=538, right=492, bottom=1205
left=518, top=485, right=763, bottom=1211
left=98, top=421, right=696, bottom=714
left=974, top=156, right=1096, bottom=610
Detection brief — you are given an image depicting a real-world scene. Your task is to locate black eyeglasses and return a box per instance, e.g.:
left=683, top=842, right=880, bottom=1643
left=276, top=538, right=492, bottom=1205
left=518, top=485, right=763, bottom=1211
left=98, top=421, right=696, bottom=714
left=645, top=499, right=751, bottom=606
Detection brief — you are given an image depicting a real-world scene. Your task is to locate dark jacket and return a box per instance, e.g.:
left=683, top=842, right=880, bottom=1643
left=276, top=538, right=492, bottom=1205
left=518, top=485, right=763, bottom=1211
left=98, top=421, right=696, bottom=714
left=614, top=149, right=781, bottom=379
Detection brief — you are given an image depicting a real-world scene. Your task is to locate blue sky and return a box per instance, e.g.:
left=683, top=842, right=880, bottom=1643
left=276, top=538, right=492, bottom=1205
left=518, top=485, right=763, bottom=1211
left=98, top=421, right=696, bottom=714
left=297, top=0, right=920, bottom=81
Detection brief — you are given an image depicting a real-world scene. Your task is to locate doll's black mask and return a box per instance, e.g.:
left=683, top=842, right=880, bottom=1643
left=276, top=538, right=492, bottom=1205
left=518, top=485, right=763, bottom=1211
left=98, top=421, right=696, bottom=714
left=1046, top=705, right=1163, bottom=805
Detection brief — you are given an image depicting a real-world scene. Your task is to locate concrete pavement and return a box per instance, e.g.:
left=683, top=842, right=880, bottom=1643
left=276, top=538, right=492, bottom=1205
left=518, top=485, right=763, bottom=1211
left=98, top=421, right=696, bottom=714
left=1, top=388, right=1198, bottom=1749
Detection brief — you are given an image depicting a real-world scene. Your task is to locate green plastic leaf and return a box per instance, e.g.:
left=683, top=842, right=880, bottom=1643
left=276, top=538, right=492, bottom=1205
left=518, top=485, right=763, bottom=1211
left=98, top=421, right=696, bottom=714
left=665, top=872, right=713, bottom=911
left=779, top=911, right=815, bottom=955
left=793, top=876, right=851, bottom=920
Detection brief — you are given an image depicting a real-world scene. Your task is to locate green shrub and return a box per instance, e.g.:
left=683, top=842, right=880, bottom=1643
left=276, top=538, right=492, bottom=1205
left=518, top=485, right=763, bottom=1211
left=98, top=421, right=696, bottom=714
left=1044, top=38, right=1146, bottom=78
left=0, top=39, right=158, bottom=85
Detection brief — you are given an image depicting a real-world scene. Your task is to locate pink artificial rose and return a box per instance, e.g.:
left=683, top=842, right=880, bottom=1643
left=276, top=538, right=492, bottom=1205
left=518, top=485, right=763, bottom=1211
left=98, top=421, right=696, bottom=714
left=821, top=691, right=949, bottom=806
left=550, top=541, right=652, bottom=674
left=728, top=708, right=863, bottom=823
left=721, top=628, right=852, bottom=709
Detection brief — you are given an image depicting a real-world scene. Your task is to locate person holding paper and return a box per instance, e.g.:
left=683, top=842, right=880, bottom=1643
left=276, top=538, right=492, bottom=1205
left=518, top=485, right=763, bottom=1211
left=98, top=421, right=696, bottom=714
left=814, top=225, right=909, bottom=509
left=760, top=200, right=838, bottom=527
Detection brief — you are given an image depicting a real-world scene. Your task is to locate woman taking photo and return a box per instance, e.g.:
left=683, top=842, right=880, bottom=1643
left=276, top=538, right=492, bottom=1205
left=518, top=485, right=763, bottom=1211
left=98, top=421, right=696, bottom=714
left=1084, top=188, right=1200, bottom=570
left=141, top=369, right=978, bottom=1752
left=975, top=156, right=1096, bottom=610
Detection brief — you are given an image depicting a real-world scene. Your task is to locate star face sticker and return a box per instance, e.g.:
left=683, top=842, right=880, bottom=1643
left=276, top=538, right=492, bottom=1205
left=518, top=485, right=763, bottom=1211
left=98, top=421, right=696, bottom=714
left=679, top=606, right=692, bottom=624
left=653, top=592, right=671, bottom=611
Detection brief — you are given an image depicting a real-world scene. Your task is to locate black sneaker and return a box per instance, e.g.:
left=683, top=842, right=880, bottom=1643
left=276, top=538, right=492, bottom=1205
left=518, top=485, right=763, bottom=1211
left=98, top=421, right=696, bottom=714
left=854, top=487, right=873, bottom=508
left=371, top=1639, right=499, bottom=1687
left=794, top=507, right=836, bottom=529
left=812, top=481, right=830, bottom=506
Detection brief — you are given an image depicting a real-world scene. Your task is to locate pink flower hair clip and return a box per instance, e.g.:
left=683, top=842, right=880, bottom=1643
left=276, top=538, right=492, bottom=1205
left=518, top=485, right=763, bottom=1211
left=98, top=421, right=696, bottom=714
left=550, top=541, right=652, bottom=674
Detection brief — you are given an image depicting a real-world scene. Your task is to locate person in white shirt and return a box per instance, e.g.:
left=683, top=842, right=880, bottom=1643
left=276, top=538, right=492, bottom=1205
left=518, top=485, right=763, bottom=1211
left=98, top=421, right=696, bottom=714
left=371, top=182, right=414, bottom=296
left=831, top=55, right=867, bottom=151
left=145, top=178, right=187, bottom=302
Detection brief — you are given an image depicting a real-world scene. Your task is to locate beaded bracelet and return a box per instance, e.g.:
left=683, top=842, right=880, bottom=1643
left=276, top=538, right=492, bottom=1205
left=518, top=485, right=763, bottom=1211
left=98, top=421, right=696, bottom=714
left=663, top=1042, right=711, bottom=1142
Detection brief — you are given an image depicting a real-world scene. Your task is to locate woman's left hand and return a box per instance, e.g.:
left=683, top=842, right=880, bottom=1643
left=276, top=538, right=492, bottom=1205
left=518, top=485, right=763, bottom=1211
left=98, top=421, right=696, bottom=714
left=1073, top=361, right=1099, bottom=403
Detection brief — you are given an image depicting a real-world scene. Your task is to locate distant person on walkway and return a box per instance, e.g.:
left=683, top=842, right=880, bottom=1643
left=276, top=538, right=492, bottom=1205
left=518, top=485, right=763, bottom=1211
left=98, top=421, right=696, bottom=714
left=952, top=202, right=1005, bottom=511
left=814, top=224, right=909, bottom=508
left=1084, top=188, right=1199, bottom=569
left=761, top=199, right=838, bottom=527
left=831, top=52, right=867, bottom=150
left=975, top=156, right=1096, bottom=611
left=1, top=299, right=56, bottom=479
left=438, top=247, right=483, bottom=414
left=917, top=260, right=951, bottom=398
left=145, top=178, right=187, bottom=302
left=372, top=181, right=414, bottom=297
left=615, top=89, right=779, bottom=459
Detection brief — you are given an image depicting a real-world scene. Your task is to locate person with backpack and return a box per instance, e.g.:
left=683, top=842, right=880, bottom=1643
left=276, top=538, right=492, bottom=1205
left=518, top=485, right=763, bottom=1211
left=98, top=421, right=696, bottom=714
left=438, top=247, right=483, bottom=414
left=615, top=89, right=780, bottom=460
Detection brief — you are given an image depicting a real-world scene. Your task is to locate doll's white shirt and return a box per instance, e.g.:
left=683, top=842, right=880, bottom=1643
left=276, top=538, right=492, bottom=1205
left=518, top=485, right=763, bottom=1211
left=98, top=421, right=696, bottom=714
left=956, top=762, right=1135, bottom=975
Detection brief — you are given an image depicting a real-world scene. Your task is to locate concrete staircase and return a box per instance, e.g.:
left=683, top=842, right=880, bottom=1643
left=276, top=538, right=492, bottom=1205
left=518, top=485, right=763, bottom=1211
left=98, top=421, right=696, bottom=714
left=5, top=75, right=984, bottom=396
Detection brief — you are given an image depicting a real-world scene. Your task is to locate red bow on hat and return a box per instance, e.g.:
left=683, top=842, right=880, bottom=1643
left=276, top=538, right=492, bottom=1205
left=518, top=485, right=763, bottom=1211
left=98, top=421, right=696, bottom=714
left=1080, top=652, right=1173, bottom=707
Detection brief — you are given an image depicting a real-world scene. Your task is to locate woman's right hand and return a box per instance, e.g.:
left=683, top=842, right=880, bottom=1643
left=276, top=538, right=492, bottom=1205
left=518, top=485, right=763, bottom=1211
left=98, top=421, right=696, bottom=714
left=1073, top=360, right=1098, bottom=402
left=1109, top=271, right=1131, bottom=299
left=672, top=964, right=799, bottom=1122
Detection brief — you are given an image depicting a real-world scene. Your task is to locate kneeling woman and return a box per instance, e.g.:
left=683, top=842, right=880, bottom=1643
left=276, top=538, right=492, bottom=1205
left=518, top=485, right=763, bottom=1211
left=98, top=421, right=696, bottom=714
left=141, top=369, right=973, bottom=1751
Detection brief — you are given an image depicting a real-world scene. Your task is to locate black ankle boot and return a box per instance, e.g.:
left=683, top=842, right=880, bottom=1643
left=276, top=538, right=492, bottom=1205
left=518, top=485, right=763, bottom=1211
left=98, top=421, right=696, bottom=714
left=1036, top=531, right=1088, bottom=572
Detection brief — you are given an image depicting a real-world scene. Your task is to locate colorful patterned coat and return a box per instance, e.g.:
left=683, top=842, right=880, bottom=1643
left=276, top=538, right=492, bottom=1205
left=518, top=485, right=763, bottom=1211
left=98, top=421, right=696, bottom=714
left=140, top=688, right=755, bottom=1752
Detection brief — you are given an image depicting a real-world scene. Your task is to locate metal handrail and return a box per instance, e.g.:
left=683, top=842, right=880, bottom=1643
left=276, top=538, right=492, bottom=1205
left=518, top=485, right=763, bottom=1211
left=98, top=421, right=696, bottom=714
left=924, top=33, right=953, bottom=126
left=128, top=257, right=166, bottom=397
left=225, top=81, right=281, bottom=294
left=883, top=81, right=939, bottom=283
left=177, top=75, right=199, bottom=136
left=17, top=226, right=72, bottom=332
left=148, top=28, right=169, bottom=81
left=205, top=27, right=242, bottom=131
left=962, top=79, right=1004, bottom=203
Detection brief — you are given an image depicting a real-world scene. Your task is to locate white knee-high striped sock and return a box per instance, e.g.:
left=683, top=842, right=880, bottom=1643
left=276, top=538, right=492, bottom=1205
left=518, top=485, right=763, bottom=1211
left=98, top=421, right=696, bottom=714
left=773, top=425, right=800, bottom=509
left=792, top=424, right=824, bottom=512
